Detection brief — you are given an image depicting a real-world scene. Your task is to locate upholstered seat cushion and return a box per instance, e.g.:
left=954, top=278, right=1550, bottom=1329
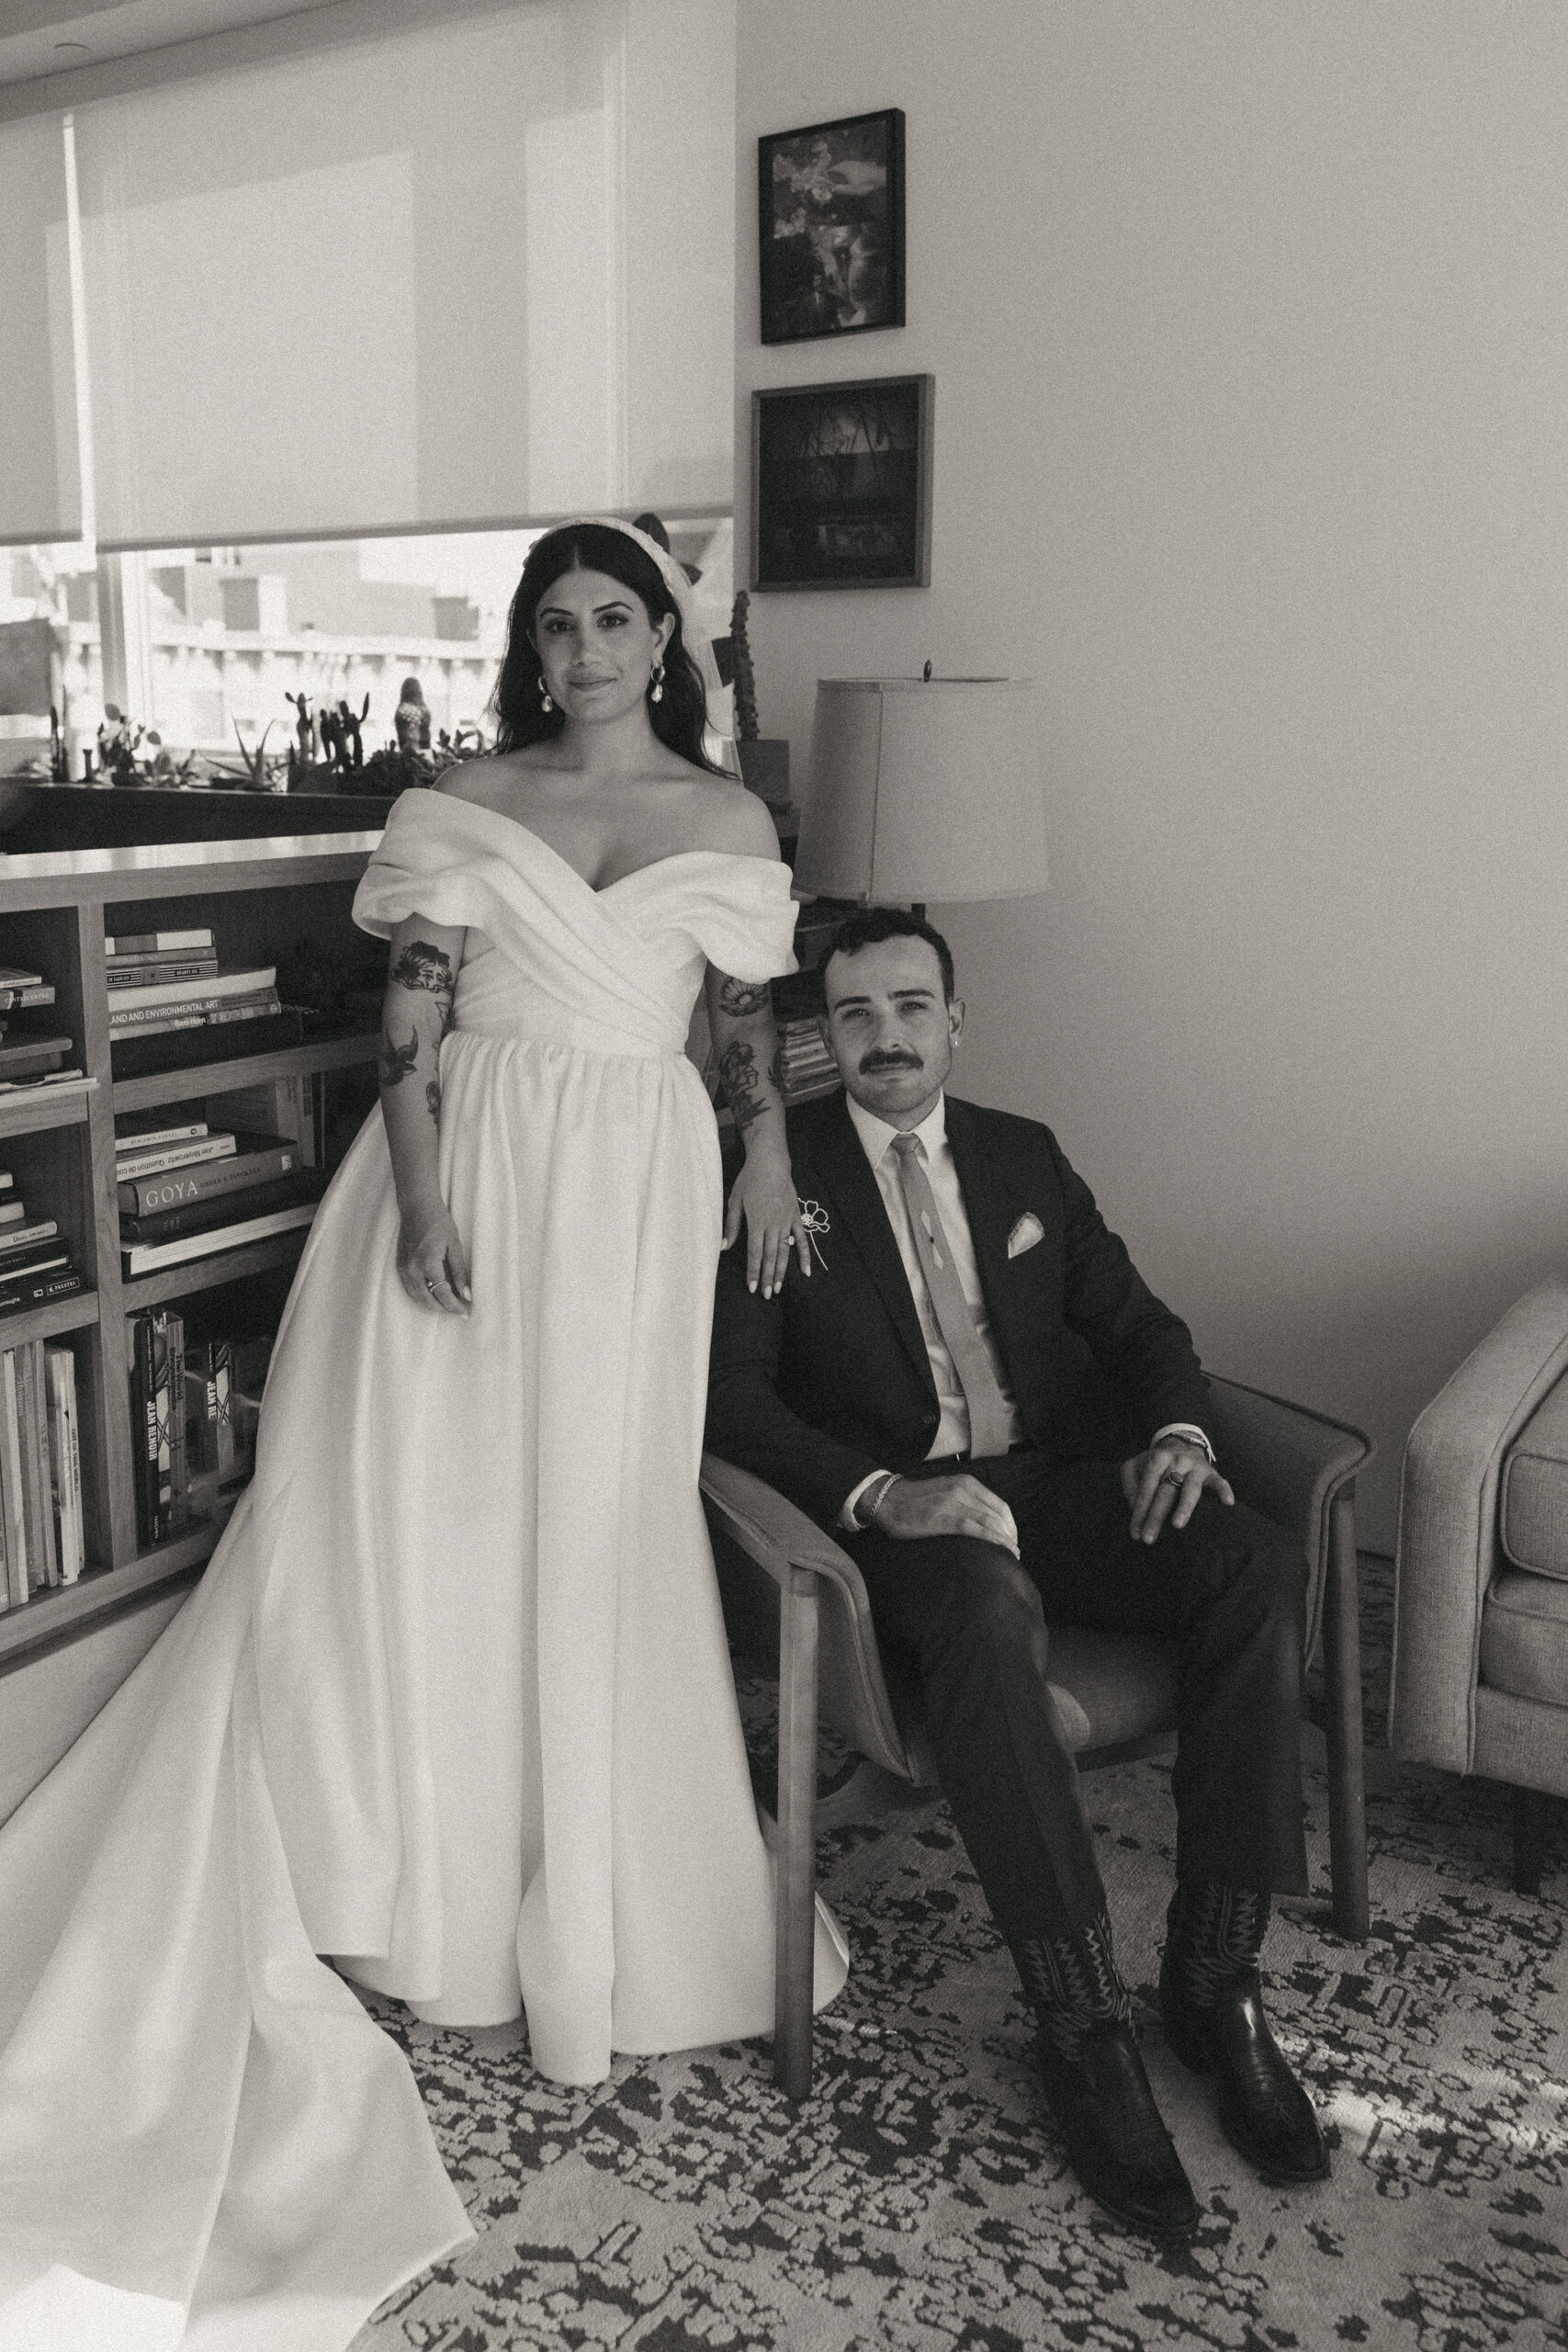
left=1481, top=1567, right=1568, bottom=1706
left=1501, top=1378, right=1568, bottom=1582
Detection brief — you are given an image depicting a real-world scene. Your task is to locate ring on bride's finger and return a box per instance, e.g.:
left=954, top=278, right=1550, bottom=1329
left=1160, top=1466, right=1185, bottom=1486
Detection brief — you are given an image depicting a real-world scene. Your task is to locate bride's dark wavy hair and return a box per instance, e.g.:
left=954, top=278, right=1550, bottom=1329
left=491, top=524, right=721, bottom=771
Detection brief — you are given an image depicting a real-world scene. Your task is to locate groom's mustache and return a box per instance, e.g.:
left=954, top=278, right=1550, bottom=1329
left=860, top=1051, right=922, bottom=1073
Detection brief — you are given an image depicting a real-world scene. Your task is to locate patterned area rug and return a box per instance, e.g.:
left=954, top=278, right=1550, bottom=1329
left=355, top=1559, right=1568, bottom=2351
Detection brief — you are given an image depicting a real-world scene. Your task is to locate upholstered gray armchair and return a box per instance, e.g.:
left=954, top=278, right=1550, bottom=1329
left=1392, top=1274, right=1568, bottom=1893
left=705, top=1373, right=1372, bottom=2099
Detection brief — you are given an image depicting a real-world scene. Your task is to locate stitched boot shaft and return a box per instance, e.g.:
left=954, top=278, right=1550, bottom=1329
left=1165, top=1881, right=1270, bottom=2007
left=1017, top=1907, right=1134, bottom=2061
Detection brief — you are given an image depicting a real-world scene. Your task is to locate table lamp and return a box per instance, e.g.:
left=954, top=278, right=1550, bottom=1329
left=792, top=674, right=1048, bottom=915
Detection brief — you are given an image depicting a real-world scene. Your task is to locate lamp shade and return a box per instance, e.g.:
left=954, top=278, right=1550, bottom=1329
left=794, top=676, right=1049, bottom=905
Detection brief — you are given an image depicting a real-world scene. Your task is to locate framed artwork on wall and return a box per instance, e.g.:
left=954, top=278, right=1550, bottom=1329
left=758, top=107, right=906, bottom=345
left=750, top=374, right=934, bottom=593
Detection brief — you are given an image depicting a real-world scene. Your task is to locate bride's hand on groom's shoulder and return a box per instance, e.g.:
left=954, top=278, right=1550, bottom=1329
left=396, top=1198, right=473, bottom=1316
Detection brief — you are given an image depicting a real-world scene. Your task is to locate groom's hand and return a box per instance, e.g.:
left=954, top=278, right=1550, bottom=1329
left=868, top=1474, right=1021, bottom=1558
left=1121, top=1439, right=1234, bottom=1544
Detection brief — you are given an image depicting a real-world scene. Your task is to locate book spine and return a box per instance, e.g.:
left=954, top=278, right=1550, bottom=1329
left=51, top=1354, right=85, bottom=1589
left=131, top=1314, right=154, bottom=1547
left=14, top=1344, right=43, bottom=1593
left=166, top=1312, right=188, bottom=1536
left=0, top=1221, right=60, bottom=1255
left=107, top=959, right=219, bottom=988
left=0, top=1273, right=83, bottom=1320
left=106, top=930, right=214, bottom=955
left=0, top=1353, right=26, bottom=1605
left=107, top=967, right=276, bottom=1014
left=118, top=1144, right=298, bottom=1220
left=204, top=995, right=282, bottom=1025
left=212, top=1340, right=235, bottom=1482
left=0, top=985, right=56, bottom=1009
left=28, top=1340, right=60, bottom=1588
left=0, top=1391, right=8, bottom=1609
left=115, top=1136, right=237, bottom=1181
left=113, top=1122, right=209, bottom=1152
left=121, top=1201, right=318, bottom=1277
left=0, top=1202, right=26, bottom=1224
left=108, top=989, right=275, bottom=1030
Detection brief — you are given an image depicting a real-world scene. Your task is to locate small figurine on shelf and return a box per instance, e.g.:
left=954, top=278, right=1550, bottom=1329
left=318, top=704, right=344, bottom=772
left=394, top=676, right=431, bottom=754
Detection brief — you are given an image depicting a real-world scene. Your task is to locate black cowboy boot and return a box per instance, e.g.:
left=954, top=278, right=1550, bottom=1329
left=1159, top=1883, right=1328, bottom=2185
left=1023, top=1911, right=1200, bottom=2243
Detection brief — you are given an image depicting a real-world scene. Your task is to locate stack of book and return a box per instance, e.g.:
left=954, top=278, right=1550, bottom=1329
left=0, top=1169, right=85, bottom=1318
left=116, top=1116, right=327, bottom=1277
left=0, top=963, right=90, bottom=1101
left=128, top=1313, right=267, bottom=1544
left=776, top=1014, right=840, bottom=1106
left=106, top=928, right=303, bottom=1078
left=0, top=1340, right=85, bottom=1604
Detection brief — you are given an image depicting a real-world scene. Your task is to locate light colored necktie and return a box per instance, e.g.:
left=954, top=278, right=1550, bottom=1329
left=890, top=1132, right=1014, bottom=1460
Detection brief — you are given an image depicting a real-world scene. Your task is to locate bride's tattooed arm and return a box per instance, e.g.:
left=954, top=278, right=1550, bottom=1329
left=703, top=962, right=810, bottom=1299
left=379, top=913, right=473, bottom=1315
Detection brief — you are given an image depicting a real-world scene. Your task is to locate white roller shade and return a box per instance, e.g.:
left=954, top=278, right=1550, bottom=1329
left=68, top=0, right=734, bottom=549
left=0, top=112, right=82, bottom=546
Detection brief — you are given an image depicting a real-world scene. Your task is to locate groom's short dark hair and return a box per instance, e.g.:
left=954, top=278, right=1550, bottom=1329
left=823, top=907, right=956, bottom=1004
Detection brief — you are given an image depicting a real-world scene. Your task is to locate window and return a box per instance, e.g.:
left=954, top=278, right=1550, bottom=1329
left=1, top=520, right=736, bottom=783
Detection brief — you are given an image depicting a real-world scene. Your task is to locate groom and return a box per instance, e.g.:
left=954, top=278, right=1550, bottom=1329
left=705, top=908, right=1328, bottom=2243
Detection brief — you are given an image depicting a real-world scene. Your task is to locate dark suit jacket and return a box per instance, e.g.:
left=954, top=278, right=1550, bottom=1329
left=705, top=1088, right=1210, bottom=1531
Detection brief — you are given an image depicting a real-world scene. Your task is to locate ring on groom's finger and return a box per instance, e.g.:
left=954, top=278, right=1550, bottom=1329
left=1159, top=1466, right=1185, bottom=1487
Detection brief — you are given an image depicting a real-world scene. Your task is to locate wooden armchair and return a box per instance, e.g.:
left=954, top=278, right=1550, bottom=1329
left=702, top=1374, right=1372, bottom=2100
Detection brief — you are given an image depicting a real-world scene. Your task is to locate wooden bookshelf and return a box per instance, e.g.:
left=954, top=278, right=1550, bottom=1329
left=0, top=828, right=383, bottom=1665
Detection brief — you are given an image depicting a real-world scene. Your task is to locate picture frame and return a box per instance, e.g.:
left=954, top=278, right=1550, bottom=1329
left=750, top=374, right=934, bottom=593
left=758, top=107, right=906, bottom=345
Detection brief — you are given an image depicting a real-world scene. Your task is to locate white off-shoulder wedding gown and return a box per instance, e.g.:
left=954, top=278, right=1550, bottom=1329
left=0, top=791, right=847, bottom=2352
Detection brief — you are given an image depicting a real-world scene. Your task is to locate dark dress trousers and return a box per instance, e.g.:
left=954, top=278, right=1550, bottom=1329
left=705, top=1089, right=1310, bottom=1976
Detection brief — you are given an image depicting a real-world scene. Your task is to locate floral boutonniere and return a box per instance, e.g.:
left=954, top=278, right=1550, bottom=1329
left=796, top=1195, right=831, bottom=1272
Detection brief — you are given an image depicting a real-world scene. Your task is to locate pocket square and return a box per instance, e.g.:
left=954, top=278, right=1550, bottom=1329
left=1008, top=1212, right=1045, bottom=1259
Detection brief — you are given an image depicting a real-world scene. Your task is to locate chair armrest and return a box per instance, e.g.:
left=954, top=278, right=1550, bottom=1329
left=1391, top=1275, right=1568, bottom=1774
left=1205, top=1375, right=1373, bottom=1662
left=700, top=1453, right=916, bottom=1778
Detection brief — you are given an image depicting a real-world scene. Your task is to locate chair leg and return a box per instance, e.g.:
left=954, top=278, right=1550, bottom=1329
left=774, top=1562, right=819, bottom=2101
left=1322, top=1488, right=1370, bottom=1941
left=1512, top=1784, right=1554, bottom=1897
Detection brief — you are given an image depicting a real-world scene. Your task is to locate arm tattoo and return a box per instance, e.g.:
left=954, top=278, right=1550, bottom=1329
left=378, top=1025, right=419, bottom=1087
left=716, top=974, right=773, bottom=1020
left=717, top=1038, right=766, bottom=1133
left=390, top=939, right=456, bottom=1035
left=426, top=1077, right=442, bottom=1125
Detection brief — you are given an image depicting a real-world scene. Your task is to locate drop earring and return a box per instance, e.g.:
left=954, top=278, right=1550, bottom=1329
left=539, top=681, right=553, bottom=713
left=649, top=660, right=664, bottom=705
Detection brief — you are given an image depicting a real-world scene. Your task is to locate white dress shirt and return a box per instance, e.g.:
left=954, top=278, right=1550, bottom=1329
left=836, top=1090, right=1211, bottom=1528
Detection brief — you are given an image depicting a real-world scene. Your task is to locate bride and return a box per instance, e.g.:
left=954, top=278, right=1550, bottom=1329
left=0, top=519, right=847, bottom=2351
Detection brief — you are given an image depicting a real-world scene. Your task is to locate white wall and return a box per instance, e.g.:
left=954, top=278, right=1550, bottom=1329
left=738, top=0, right=1568, bottom=1549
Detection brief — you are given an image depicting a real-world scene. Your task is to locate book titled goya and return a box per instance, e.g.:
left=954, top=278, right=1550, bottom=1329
left=119, top=1168, right=327, bottom=1278
left=117, top=1134, right=300, bottom=1219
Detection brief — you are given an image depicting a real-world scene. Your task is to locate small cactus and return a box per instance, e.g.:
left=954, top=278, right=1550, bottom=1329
left=731, top=591, right=761, bottom=742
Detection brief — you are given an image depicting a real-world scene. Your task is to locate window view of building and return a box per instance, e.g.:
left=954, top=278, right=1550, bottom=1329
left=0, top=519, right=734, bottom=783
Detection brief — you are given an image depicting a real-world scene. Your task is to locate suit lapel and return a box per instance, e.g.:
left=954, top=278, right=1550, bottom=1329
left=807, top=1094, right=934, bottom=1395
left=942, top=1096, right=1026, bottom=1394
